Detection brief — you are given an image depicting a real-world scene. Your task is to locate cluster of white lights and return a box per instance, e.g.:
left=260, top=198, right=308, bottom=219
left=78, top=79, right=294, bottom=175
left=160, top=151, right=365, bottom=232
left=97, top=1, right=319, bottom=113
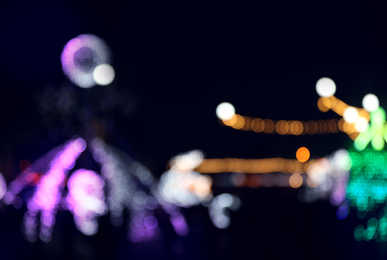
left=301, top=149, right=351, bottom=208
left=159, top=150, right=213, bottom=208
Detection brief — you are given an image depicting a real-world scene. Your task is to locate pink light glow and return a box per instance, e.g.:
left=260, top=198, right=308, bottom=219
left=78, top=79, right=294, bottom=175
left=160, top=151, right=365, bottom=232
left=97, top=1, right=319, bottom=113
left=23, top=138, right=86, bottom=242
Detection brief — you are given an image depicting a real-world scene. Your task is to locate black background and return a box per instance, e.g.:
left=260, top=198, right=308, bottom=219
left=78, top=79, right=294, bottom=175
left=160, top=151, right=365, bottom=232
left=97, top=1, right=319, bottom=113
left=1, top=0, right=387, bottom=259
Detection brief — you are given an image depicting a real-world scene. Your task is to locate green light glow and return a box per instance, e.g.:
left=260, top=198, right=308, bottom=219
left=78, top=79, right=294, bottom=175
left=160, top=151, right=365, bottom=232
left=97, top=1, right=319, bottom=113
left=347, top=148, right=387, bottom=212
left=354, top=107, right=387, bottom=151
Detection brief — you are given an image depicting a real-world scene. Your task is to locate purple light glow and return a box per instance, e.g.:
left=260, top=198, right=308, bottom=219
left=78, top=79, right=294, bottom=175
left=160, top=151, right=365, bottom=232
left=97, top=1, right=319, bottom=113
left=169, top=213, right=189, bottom=236
left=91, top=138, right=189, bottom=240
left=23, top=138, right=86, bottom=242
left=0, top=172, right=6, bottom=201
left=129, top=212, right=160, bottom=243
left=66, top=169, right=106, bottom=236
left=61, top=34, right=111, bottom=88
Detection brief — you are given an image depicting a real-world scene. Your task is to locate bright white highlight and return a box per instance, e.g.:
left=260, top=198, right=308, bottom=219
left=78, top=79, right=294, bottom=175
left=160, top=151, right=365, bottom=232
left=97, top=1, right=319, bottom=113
left=362, top=94, right=379, bottom=112
left=343, top=107, right=359, bottom=123
left=93, top=64, right=115, bottom=86
left=159, top=150, right=212, bottom=207
left=355, top=117, right=369, bottom=132
left=216, top=102, right=235, bottom=120
left=316, top=77, right=336, bottom=97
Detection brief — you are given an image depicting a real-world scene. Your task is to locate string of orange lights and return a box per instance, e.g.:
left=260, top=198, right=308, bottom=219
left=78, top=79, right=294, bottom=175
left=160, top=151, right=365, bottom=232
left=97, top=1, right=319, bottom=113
left=217, top=94, right=370, bottom=140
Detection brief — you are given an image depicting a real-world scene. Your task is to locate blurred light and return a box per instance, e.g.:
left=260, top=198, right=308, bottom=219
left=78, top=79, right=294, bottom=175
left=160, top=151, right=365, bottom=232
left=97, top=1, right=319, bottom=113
left=91, top=138, right=188, bottom=239
left=0, top=173, right=6, bottom=200
left=93, top=63, right=115, bottom=86
left=343, top=107, right=359, bottom=123
left=61, top=34, right=112, bottom=88
left=289, top=173, right=303, bottom=188
left=216, top=102, right=235, bottom=120
left=296, top=147, right=310, bottom=163
left=316, top=77, right=336, bottom=97
left=302, top=149, right=350, bottom=206
left=23, top=138, right=86, bottom=242
left=336, top=205, right=349, bottom=220
left=347, top=148, right=387, bottom=212
left=354, top=117, right=368, bottom=133
left=209, top=193, right=240, bottom=229
left=362, top=94, right=379, bottom=112
left=195, top=157, right=311, bottom=174
left=317, top=97, right=330, bottom=112
left=66, top=169, right=106, bottom=236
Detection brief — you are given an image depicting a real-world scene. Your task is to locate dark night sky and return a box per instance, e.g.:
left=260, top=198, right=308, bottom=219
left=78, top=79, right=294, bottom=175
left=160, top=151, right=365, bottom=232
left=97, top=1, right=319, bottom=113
left=1, top=0, right=387, bottom=259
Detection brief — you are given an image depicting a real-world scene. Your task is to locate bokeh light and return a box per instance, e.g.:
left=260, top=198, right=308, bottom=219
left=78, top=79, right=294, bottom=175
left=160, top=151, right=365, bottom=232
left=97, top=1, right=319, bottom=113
left=289, top=173, right=303, bottom=188
left=216, top=102, right=235, bottom=120
left=209, top=193, right=240, bottom=229
left=61, top=34, right=112, bottom=88
left=66, top=169, right=106, bottom=236
left=93, top=63, right=115, bottom=86
left=0, top=172, right=6, bottom=201
left=23, top=138, right=86, bottom=242
left=296, top=147, right=310, bottom=163
left=160, top=150, right=212, bottom=207
left=343, top=107, right=359, bottom=123
left=316, top=77, right=336, bottom=97
left=362, top=94, right=379, bottom=112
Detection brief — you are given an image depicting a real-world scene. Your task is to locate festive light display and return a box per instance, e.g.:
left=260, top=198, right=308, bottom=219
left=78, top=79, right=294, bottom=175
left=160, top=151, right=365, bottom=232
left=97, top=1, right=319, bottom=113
left=4, top=31, right=387, bottom=247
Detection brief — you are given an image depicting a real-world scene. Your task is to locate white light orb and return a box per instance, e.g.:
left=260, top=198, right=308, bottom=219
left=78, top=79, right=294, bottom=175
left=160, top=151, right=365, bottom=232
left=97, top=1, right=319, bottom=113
left=355, top=117, right=368, bottom=132
left=216, top=102, right=235, bottom=120
left=316, top=77, right=336, bottom=97
left=93, top=64, right=115, bottom=86
left=343, top=107, right=359, bottom=123
left=362, top=94, right=379, bottom=112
